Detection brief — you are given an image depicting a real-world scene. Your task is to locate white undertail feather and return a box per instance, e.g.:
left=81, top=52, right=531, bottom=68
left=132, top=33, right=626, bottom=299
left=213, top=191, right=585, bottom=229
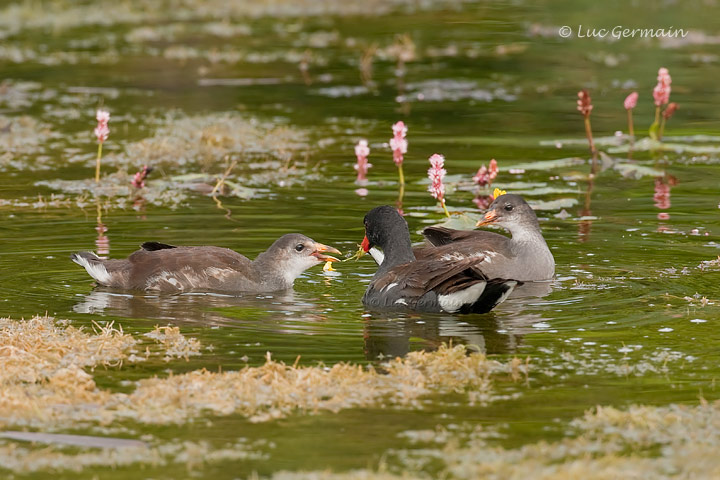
left=494, top=281, right=517, bottom=307
left=437, top=282, right=487, bottom=313
left=72, top=253, right=111, bottom=284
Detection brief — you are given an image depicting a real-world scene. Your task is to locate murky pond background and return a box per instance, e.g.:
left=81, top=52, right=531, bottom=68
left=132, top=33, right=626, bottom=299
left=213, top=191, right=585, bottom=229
left=2, top=0, right=720, bottom=478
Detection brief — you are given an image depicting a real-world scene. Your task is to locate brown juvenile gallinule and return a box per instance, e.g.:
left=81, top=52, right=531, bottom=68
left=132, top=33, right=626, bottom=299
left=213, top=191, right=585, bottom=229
left=71, top=234, right=340, bottom=293
left=360, top=205, right=517, bottom=313
left=417, top=194, right=554, bottom=282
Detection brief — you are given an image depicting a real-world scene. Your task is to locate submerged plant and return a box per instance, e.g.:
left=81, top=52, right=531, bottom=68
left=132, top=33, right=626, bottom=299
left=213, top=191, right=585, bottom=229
left=93, top=109, right=110, bottom=183
left=650, top=67, right=672, bottom=139
left=624, top=92, right=638, bottom=138
left=353, top=139, right=372, bottom=184
left=389, top=121, right=407, bottom=185
left=427, top=153, right=450, bottom=217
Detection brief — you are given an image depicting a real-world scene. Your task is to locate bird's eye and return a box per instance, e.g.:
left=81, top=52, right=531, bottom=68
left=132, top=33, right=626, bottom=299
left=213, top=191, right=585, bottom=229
left=295, top=244, right=305, bottom=252
left=504, top=204, right=514, bottom=211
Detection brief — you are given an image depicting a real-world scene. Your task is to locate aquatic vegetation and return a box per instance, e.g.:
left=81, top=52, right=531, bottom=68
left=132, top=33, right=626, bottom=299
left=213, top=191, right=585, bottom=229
left=427, top=154, right=450, bottom=218
left=576, top=89, right=596, bottom=160
left=390, top=121, right=408, bottom=186
left=0, top=438, right=267, bottom=474
left=659, top=102, right=678, bottom=140
left=25, top=112, right=317, bottom=210
left=0, top=80, right=39, bottom=110
left=93, top=109, right=110, bottom=183
left=650, top=67, right=672, bottom=139
left=0, top=115, right=56, bottom=165
left=471, top=159, right=499, bottom=209
left=472, top=159, right=498, bottom=188
left=267, top=400, right=720, bottom=479
left=354, top=139, right=371, bottom=184
left=131, top=164, right=152, bottom=189
left=400, top=79, right=518, bottom=103
left=0, top=315, right=524, bottom=433
left=623, top=91, right=638, bottom=138
left=123, top=343, right=521, bottom=424
left=143, top=325, right=202, bottom=361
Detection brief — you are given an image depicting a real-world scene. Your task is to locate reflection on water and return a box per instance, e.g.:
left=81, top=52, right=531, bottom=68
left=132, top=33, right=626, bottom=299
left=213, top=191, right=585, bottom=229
left=74, top=277, right=556, bottom=360
left=95, top=202, right=110, bottom=258
left=363, top=314, right=521, bottom=359
left=73, top=288, right=324, bottom=326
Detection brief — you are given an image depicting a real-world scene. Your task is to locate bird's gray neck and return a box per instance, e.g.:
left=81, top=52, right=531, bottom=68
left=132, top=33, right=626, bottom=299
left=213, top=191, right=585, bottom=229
left=375, top=236, right=415, bottom=276
left=253, top=252, right=294, bottom=289
left=508, top=223, right=555, bottom=279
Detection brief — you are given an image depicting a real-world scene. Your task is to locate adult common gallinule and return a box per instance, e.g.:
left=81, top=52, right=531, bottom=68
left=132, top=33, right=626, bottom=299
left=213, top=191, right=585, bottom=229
left=360, top=206, right=517, bottom=313
left=417, top=194, right=554, bottom=282
left=71, top=234, right=340, bottom=293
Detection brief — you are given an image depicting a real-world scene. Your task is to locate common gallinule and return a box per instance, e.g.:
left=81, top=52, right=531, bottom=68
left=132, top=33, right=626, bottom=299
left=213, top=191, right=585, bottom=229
left=360, top=205, right=517, bottom=313
left=71, top=234, right=340, bottom=293
left=417, top=194, right=554, bottom=282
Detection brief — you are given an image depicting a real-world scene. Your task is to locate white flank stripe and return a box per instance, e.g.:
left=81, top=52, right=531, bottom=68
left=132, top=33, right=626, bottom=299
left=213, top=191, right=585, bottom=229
left=383, top=282, right=398, bottom=293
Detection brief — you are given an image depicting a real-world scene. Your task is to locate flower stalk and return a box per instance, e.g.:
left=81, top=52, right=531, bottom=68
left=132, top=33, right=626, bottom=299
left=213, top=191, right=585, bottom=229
left=650, top=67, right=671, bottom=140
left=93, top=109, right=110, bottom=183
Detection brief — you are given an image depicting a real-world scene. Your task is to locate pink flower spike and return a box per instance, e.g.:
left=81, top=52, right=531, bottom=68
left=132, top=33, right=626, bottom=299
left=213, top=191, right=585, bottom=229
left=662, top=102, right=678, bottom=120
left=94, top=109, right=110, bottom=144
left=392, top=121, right=407, bottom=139
left=624, top=92, right=638, bottom=110
left=473, top=165, right=490, bottom=186
left=131, top=165, right=152, bottom=189
left=473, top=159, right=499, bottom=186
left=427, top=153, right=446, bottom=201
left=354, top=139, right=372, bottom=182
left=577, top=90, right=592, bottom=117
left=488, top=158, right=498, bottom=179
left=389, top=121, right=408, bottom=167
left=652, top=67, right=671, bottom=107
left=96, top=109, right=110, bottom=124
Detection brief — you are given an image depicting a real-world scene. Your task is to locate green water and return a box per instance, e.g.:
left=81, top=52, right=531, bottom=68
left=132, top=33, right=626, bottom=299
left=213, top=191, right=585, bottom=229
left=2, top=0, right=720, bottom=477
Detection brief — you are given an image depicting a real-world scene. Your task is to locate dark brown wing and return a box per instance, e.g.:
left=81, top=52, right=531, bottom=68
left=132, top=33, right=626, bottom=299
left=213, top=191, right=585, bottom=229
left=419, top=227, right=510, bottom=253
left=366, top=254, right=489, bottom=308
left=126, top=246, right=256, bottom=290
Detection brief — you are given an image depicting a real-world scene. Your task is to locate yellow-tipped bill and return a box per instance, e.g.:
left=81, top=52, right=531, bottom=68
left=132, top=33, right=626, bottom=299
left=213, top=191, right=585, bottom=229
left=311, top=243, right=341, bottom=262
left=476, top=210, right=499, bottom=227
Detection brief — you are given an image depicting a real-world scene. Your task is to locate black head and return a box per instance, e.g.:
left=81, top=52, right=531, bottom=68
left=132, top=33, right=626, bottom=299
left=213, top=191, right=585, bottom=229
left=476, top=194, right=539, bottom=231
left=361, top=206, right=410, bottom=252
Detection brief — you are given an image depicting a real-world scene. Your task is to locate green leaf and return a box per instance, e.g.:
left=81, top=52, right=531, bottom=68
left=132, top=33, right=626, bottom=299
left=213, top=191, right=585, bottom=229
left=649, top=121, right=660, bottom=141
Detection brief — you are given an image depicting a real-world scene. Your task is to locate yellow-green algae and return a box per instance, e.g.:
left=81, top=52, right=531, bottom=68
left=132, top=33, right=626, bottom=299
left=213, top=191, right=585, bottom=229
left=265, top=400, right=720, bottom=480
left=0, top=438, right=267, bottom=474
left=0, top=315, right=523, bottom=431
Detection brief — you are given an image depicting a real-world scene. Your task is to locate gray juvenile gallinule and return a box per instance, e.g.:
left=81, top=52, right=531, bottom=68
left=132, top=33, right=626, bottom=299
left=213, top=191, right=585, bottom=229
left=360, top=205, right=517, bottom=314
left=417, top=194, right=554, bottom=282
left=71, top=234, right=340, bottom=293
